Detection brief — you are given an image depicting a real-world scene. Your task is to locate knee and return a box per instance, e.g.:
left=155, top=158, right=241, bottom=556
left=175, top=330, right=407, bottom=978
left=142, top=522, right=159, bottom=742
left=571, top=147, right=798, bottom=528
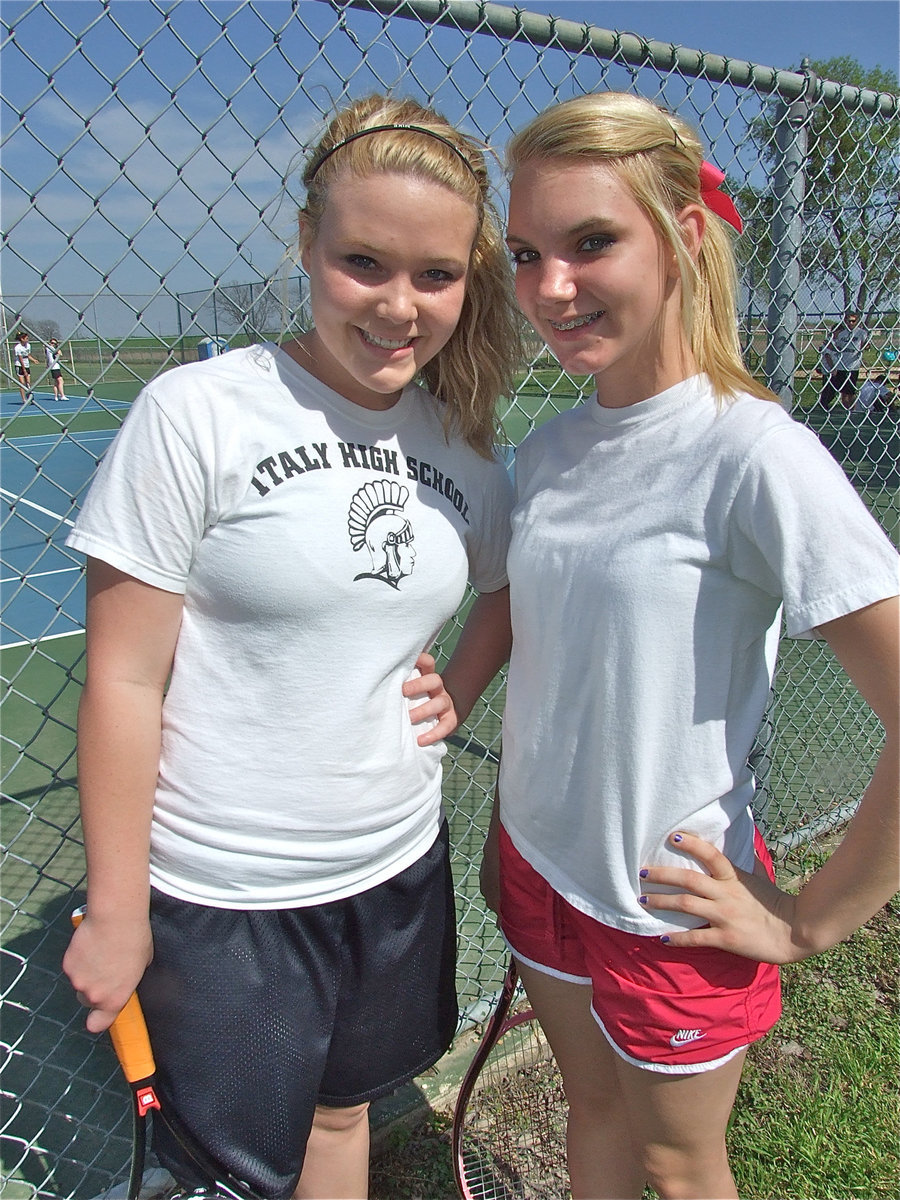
left=561, top=1063, right=619, bottom=1116
left=641, top=1140, right=729, bottom=1199
left=564, top=1080, right=624, bottom=1130
left=311, top=1103, right=369, bottom=1137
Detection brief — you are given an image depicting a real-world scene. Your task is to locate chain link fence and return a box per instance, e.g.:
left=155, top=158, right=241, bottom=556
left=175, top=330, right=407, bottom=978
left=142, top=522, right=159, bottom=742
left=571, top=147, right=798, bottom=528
left=1, top=1, right=897, bottom=1195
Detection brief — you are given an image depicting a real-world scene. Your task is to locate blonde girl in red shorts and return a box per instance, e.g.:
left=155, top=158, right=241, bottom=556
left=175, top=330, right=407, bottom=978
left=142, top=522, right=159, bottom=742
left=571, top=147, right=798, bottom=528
left=483, top=92, right=899, bottom=1200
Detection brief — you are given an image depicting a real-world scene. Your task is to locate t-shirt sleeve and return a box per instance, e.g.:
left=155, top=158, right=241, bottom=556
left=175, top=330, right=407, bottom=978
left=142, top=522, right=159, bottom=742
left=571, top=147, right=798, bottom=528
left=728, top=421, right=899, bottom=638
left=466, top=455, right=514, bottom=593
left=65, top=387, right=208, bottom=593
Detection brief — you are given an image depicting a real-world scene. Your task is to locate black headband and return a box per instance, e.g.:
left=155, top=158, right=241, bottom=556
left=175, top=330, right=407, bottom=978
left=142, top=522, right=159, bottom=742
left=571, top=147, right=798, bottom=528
left=307, top=123, right=478, bottom=182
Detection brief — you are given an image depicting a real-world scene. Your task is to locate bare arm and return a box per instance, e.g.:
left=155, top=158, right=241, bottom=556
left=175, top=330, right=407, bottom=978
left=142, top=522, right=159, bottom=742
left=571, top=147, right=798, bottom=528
left=444, top=586, right=509, bottom=908
left=405, top=585, right=512, bottom=745
left=452, top=590, right=511, bottom=911
left=641, top=595, right=899, bottom=963
left=62, top=559, right=184, bottom=1031
left=440, top=585, right=512, bottom=726
left=791, top=595, right=899, bottom=946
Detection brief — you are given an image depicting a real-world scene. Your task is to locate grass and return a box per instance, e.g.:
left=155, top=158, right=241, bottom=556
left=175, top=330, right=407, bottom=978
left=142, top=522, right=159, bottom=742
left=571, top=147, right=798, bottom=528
left=370, top=1113, right=458, bottom=1200
left=369, top=888, right=900, bottom=1200
left=730, top=893, right=899, bottom=1199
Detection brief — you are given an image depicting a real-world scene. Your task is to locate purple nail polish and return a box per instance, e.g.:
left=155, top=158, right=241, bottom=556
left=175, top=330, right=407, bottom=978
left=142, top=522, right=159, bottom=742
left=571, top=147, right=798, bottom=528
left=638, top=895, right=647, bottom=905
left=639, top=869, right=649, bottom=879
left=660, top=935, right=670, bottom=944
left=672, top=833, right=683, bottom=844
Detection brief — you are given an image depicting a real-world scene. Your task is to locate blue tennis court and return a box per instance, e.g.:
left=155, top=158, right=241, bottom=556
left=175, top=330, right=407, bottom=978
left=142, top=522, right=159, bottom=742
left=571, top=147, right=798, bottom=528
left=1, top=399, right=122, bottom=648
left=1, top=389, right=131, bottom=419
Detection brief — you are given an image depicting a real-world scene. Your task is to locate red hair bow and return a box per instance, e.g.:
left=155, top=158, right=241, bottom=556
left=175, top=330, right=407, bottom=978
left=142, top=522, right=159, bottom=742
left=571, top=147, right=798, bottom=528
left=699, top=161, right=743, bottom=234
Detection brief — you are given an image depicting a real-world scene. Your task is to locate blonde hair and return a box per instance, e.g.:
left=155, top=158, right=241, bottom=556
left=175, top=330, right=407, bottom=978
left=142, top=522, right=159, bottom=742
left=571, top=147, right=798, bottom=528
left=507, top=92, right=778, bottom=405
left=301, top=95, right=523, bottom=457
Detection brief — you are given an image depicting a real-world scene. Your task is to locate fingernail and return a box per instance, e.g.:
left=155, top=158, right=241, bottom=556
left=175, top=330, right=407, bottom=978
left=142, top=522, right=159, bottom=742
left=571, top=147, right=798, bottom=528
left=638, top=895, right=647, bottom=905
left=660, top=935, right=670, bottom=944
left=672, top=833, right=684, bottom=844
left=639, top=869, right=649, bottom=879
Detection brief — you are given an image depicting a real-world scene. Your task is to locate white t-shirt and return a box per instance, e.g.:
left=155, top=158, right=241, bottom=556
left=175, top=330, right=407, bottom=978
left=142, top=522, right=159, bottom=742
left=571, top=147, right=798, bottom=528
left=501, top=375, right=899, bottom=935
left=855, top=378, right=890, bottom=412
left=821, top=323, right=867, bottom=373
left=67, top=344, right=513, bottom=908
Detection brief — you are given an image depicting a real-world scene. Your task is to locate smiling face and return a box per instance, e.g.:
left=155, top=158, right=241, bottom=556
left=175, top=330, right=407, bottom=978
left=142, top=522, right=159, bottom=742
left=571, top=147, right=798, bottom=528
left=295, top=169, right=478, bottom=410
left=507, top=159, right=702, bottom=408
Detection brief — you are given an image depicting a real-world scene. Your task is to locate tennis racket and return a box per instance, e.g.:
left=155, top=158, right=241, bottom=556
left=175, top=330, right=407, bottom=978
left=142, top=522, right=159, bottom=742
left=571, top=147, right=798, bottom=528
left=71, top=907, right=259, bottom=1200
left=452, top=960, right=569, bottom=1200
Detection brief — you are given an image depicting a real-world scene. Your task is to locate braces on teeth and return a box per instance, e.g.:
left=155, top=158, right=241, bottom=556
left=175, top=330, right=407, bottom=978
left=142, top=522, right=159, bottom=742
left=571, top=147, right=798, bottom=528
left=552, top=311, right=603, bottom=331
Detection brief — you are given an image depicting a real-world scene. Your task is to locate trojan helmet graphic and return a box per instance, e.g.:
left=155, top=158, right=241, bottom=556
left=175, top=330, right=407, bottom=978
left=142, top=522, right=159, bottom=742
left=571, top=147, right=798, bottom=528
left=348, top=479, right=415, bottom=585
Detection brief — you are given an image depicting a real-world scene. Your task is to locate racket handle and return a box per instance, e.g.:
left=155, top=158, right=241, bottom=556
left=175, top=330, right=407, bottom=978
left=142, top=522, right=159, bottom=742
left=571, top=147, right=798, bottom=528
left=106, top=993, right=158, bottom=1085
left=71, top=906, right=158, bottom=1085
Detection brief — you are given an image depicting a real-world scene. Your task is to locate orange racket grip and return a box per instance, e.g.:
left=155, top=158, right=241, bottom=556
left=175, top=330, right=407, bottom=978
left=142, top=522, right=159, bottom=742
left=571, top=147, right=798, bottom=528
left=71, top=906, right=158, bottom=1085
left=106, top=991, right=158, bottom=1084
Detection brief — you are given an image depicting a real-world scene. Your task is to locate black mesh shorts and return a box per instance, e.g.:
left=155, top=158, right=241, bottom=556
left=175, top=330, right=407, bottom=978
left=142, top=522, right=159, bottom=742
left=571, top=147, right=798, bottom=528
left=821, top=368, right=860, bottom=404
left=138, top=821, right=457, bottom=1198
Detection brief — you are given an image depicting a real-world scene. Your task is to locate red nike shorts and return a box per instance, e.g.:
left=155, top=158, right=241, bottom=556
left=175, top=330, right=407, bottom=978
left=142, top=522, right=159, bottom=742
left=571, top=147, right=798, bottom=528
left=498, top=823, right=782, bottom=1074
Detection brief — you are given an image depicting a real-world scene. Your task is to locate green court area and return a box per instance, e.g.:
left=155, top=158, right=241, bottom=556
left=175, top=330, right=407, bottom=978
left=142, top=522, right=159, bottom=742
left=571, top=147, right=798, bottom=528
left=2, top=333, right=249, bottom=437
left=1, top=381, right=140, bottom=439
left=2, top=637, right=87, bottom=962
left=1, top=403, right=132, bottom=440
left=1, top=637, right=139, bottom=1200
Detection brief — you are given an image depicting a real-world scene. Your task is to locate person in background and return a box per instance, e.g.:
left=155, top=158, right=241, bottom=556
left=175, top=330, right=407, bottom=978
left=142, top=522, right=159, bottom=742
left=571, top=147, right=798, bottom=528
left=63, top=94, right=521, bottom=1200
left=483, top=91, right=899, bottom=1200
left=854, top=372, right=894, bottom=415
left=14, top=329, right=31, bottom=402
left=819, top=310, right=868, bottom=409
left=45, top=337, right=67, bottom=400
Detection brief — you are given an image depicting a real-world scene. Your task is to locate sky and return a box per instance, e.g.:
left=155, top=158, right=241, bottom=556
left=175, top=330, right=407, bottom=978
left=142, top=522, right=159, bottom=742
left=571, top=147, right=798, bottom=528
left=1, top=0, right=896, bottom=337
left=513, top=1, right=898, bottom=75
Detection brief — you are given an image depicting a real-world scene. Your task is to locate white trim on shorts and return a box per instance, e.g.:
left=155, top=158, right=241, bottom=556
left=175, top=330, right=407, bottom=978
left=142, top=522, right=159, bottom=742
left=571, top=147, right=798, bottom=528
left=507, top=934, right=748, bottom=1076
left=590, top=1007, right=748, bottom=1075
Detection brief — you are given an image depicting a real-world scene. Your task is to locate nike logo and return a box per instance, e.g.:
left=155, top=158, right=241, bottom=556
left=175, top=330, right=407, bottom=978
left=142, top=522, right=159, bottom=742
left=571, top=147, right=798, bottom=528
left=669, top=1028, right=707, bottom=1047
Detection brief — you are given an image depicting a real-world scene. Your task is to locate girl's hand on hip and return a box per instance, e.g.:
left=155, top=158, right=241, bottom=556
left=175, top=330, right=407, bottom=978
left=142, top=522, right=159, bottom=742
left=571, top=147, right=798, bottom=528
left=403, top=651, right=460, bottom=745
left=639, top=832, right=803, bottom=964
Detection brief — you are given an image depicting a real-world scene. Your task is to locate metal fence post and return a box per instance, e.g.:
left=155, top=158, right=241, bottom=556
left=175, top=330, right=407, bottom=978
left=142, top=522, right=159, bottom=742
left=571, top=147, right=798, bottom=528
left=765, top=61, right=815, bottom=410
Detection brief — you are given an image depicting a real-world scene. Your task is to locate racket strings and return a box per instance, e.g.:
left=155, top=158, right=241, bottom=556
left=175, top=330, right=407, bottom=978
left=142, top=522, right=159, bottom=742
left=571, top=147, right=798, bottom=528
left=457, top=1008, right=570, bottom=1199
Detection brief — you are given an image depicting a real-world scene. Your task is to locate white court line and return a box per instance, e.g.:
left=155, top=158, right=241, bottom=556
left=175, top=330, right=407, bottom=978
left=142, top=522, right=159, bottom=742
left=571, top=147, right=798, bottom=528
left=0, top=487, right=76, bottom=526
left=2, top=628, right=85, bottom=650
left=4, top=430, right=115, bottom=448
left=1, top=566, right=81, bottom=585
left=1, top=426, right=111, bottom=435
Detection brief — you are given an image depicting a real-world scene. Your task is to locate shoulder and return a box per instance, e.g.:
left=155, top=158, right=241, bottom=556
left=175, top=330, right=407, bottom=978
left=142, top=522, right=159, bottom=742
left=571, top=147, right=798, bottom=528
left=113, top=345, right=287, bottom=470
left=517, top=403, right=584, bottom=456
left=509, top=405, right=590, bottom=498
left=696, top=390, right=838, bottom=489
left=716, top=390, right=808, bottom=446
left=717, top=392, right=855, bottom=504
left=137, top=344, right=277, bottom=420
left=407, top=381, right=512, bottom=479
left=151, top=343, right=274, bottom=393
left=404, top=381, right=450, bottom=435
